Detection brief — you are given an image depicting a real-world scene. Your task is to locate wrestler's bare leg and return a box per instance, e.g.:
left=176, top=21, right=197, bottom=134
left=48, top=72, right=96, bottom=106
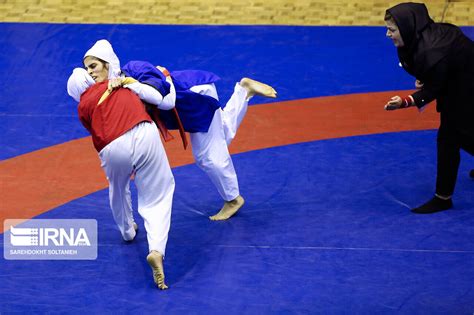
left=209, top=195, right=245, bottom=221
left=239, top=77, right=277, bottom=99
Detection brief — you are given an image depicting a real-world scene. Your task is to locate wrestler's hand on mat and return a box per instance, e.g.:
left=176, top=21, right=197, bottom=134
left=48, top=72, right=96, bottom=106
left=415, top=80, right=424, bottom=89
left=107, top=77, right=123, bottom=92
left=384, top=96, right=403, bottom=110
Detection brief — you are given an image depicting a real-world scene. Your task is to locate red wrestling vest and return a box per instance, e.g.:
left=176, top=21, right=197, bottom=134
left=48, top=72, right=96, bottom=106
left=78, top=82, right=151, bottom=152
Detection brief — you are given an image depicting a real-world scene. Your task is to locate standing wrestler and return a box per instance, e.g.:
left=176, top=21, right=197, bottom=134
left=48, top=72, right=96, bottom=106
left=67, top=67, right=172, bottom=290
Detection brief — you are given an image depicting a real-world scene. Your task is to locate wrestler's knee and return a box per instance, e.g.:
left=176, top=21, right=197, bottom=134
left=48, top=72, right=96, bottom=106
left=194, top=152, right=231, bottom=172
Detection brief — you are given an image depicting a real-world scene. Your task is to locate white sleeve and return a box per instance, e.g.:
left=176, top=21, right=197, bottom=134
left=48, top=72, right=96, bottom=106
left=124, top=82, right=163, bottom=106
left=159, top=76, right=176, bottom=110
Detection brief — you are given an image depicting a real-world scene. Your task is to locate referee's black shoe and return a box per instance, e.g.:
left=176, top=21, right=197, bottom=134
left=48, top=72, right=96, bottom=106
left=411, top=196, right=453, bottom=214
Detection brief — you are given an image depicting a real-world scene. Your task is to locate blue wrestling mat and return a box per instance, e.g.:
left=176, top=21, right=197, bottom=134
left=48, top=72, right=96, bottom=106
left=0, top=23, right=473, bottom=313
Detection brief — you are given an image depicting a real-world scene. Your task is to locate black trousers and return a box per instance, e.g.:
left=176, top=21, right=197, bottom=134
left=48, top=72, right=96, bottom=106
left=436, top=114, right=474, bottom=196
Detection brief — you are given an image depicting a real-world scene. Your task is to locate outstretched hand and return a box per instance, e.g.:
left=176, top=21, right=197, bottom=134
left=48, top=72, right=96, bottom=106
left=384, top=96, right=403, bottom=110
left=415, top=80, right=424, bottom=89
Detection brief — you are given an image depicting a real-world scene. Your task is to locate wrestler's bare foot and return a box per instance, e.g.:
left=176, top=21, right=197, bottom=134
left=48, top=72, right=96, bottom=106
left=146, top=250, right=168, bottom=290
left=239, top=78, right=277, bottom=99
left=209, top=195, right=245, bottom=221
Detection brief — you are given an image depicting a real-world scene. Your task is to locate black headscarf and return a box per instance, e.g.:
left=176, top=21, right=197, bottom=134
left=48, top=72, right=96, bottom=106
left=386, top=2, right=465, bottom=78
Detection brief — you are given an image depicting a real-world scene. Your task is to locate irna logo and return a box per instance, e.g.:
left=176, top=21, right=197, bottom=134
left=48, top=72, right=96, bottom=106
left=10, top=226, right=91, bottom=247
left=4, top=219, right=98, bottom=260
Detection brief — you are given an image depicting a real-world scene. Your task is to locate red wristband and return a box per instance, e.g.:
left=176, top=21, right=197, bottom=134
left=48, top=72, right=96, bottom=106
left=401, top=96, right=413, bottom=108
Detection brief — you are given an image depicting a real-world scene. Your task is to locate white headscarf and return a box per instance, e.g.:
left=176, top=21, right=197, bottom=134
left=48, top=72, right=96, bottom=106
left=67, top=68, right=95, bottom=102
left=83, top=39, right=121, bottom=79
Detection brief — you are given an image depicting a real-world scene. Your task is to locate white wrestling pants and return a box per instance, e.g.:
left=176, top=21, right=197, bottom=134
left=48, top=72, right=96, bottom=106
left=99, top=122, right=175, bottom=256
left=189, top=83, right=249, bottom=201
